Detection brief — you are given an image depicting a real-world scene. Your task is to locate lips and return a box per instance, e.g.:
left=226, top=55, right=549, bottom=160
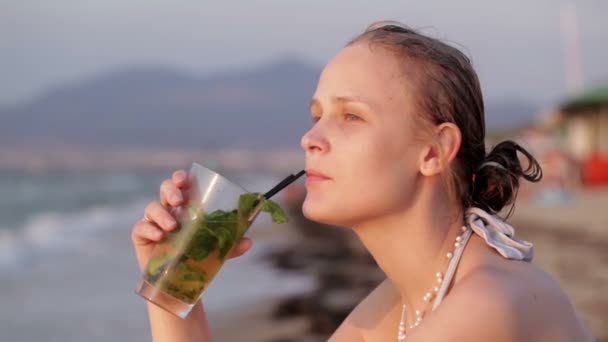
left=305, top=168, right=331, bottom=183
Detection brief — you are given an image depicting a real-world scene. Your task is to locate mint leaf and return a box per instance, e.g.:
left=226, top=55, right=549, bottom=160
left=238, top=192, right=261, bottom=216
left=184, top=220, right=217, bottom=261
left=179, top=192, right=288, bottom=263
left=180, top=262, right=206, bottom=282
left=262, top=199, right=288, bottom=223
left=206, top=209, right=234, bottom=221
left=205, top=210, right=239, bottom=259
left=237, top=192, right=287, bottom=223
left=217, top=223, right=238, bottom=258
left=182, top=272, right=205, bottom=282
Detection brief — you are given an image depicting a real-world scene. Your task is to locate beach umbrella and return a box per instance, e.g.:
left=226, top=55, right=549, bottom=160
left=560, top=82, right=608, bottom=112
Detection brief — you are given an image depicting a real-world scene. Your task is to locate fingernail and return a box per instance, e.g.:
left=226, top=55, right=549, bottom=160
left=176, top=173, right=186, bottom=182
left=171, top=193, right=183, bottom=204
left=165, top=218, right=177, bottom=229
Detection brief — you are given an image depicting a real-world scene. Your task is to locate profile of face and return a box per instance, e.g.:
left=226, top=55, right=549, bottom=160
left=301, top=42, right=431, bottom=228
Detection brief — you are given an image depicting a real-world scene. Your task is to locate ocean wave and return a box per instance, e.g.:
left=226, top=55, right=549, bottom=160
left=0, top=198, right=149, bottom=269
left=0, top=229, right=24, bottom=268
left=0, top=171, right=290, bottom=269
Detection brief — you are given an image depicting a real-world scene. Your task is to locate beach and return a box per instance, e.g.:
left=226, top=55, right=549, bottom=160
left=0, top=208, right=316, bottom=342
left=0, top=170, right=316, bottom=341
left=512, top=187, right=608, bottom=340
left=0, top=170, right=606, bottom=341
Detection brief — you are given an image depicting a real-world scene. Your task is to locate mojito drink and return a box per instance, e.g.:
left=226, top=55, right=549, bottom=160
left=136, top=190, right=287, bottom=317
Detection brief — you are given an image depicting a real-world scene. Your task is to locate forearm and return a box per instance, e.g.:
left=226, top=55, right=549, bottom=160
left=148, top=301, right=213, bottom=342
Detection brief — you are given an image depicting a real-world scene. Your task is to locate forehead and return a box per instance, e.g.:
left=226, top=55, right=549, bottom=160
left=313, top=42, right=415, bottom=112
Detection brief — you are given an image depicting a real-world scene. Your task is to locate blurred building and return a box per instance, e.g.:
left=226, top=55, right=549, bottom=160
left=537, top=82, right=608, bottom=187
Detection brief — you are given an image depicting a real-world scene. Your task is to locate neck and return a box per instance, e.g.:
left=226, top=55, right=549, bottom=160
left=351, top=184, right=464, bottom=314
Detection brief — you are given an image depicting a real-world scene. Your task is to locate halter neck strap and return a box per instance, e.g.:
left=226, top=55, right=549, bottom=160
left=431, top=207, right=533, bottom=311
left=465, top=207, right=534, bottom=262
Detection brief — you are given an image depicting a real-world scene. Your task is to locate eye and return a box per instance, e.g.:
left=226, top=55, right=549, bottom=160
left=344, top=113, right=362, bottom=122
left=311, top=115, right=321, bottom=124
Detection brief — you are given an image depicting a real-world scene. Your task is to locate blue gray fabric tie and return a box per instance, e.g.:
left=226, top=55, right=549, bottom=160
left=465, top=207, right=534, bottom=262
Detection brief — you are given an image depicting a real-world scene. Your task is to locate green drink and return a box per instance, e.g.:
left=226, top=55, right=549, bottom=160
left=135, top=163, right=287, bottom=318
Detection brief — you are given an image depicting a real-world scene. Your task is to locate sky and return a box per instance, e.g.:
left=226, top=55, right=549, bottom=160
left=1, top=0, right=607, bottom=108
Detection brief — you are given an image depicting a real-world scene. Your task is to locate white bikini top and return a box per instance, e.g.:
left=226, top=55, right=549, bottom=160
left=432, top=207, right=534, bottom=310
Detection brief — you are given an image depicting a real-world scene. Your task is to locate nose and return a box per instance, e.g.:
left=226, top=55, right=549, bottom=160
left=300, top=124, right=329, bottom=154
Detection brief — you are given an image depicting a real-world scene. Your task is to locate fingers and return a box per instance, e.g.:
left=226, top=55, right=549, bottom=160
left=159, top=170, right=189, bottom=207
left=159, top=179, right=185, bottom=207
left=144, top=201, right=178, bottom=231
left=227, top=237, right=253, bottom=259
left=131, top=220, right=165, bottom=245
left=172, top=170, right=189, bottom=188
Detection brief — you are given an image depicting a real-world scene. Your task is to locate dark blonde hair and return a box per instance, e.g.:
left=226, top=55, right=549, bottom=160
left=349, top=21, right=542, bottom=217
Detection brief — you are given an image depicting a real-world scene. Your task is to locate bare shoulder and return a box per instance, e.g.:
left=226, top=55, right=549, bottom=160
left=410, top=261, right=594, bottom=341
left=329, top=278, right=402, bottom=341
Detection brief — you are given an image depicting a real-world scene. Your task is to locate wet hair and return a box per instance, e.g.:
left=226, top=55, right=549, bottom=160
left=348, top=21, right=542, bottom=218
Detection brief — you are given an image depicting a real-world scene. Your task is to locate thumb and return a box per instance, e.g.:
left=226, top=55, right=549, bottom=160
left=227, top=237, right=253, bottom=259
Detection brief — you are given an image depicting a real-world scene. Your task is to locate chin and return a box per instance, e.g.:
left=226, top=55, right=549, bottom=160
left=302, top=197, right=353, bottom=228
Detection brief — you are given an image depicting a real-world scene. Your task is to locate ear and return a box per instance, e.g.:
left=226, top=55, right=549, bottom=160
left=418, top=123, right=462, bottom=176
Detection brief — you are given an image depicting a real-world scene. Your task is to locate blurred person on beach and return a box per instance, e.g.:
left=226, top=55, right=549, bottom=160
left=131, top=21, right=593, bottom=341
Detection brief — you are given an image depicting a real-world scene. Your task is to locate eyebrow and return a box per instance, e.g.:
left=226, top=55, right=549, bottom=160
left=309, top=95, right=372, bottom=111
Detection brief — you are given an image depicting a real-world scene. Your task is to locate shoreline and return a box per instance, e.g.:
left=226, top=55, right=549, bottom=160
left=209, top=298, right=312, bottom=341
left=0, top=143, right=303, bottom=174
left=0, top=172, right=605, bottom=340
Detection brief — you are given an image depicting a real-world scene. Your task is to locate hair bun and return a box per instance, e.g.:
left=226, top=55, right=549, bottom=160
left=471, top=140, right=543, bottom=217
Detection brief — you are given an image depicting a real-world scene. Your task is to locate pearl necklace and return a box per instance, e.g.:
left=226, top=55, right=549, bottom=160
left=397, top=225, right=471, bottom=341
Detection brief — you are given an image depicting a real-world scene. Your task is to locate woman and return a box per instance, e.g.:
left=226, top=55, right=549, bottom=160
left=131, top=22, right=593, bottom=341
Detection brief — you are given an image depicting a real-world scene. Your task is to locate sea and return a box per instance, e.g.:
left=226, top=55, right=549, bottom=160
left=0, top=169, right=314, bottom=342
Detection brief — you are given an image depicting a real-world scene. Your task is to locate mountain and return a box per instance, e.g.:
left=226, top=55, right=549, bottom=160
left=485, top=100, right=540, bottom=130
left=0, top=58, right=321, bottom=148
left=0, top=59, right=538, bottom=148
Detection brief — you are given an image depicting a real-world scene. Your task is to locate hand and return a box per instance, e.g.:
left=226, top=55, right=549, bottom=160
left=131, top=169, right=253, bottom=272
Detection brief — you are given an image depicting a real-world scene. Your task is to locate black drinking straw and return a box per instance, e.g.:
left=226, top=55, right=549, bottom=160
left=263, top=170, right=306, bottom=200
left=247, top=170, right=305, bottom=221
left=248, top=170, right=306, bottom=207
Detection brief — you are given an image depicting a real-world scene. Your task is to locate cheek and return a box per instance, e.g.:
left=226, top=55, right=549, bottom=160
left=303, top=128, right=420, bottom=226
left=349, top=135, right=419, bottom=217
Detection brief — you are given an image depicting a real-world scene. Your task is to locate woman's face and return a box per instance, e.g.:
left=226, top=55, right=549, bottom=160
left=301, top=41, right=427, bottom=227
